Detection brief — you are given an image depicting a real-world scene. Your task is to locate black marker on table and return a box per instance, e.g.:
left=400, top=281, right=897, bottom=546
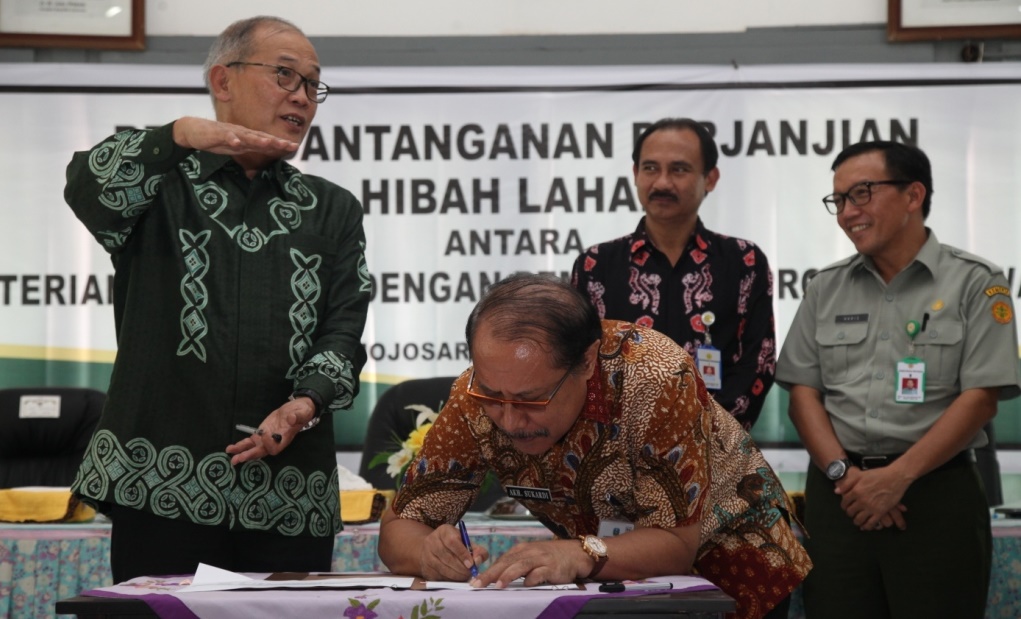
left=598, top=581, right=673, bottom=593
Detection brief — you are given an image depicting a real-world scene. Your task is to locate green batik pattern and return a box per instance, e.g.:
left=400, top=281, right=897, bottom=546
left=287, top=248, right=322, bottom=378
left=189, top=159, right=318, bottom=253
left=73, top=429, right=231, bottom=524
left=357, top=240, right=372, bottom=293
left=73, top=429, right=340, bottom=535
left=177, top=229, right=211, bottom=362
left=296, top=351, right=356, bottom=412
left=234, top=457, right=340, bottom=536
left=87, top=130, right=163, bottom=249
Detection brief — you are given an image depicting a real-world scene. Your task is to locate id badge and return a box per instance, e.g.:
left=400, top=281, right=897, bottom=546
left=895, top=358, right=926, bottom=403
left=597, top=519, right=634, bottom=537
left=696, top=346, right=722, bottom=390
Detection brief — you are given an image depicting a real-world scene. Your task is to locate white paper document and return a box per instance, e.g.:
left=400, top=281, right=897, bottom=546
left=176, top=564, right=415, bottom=593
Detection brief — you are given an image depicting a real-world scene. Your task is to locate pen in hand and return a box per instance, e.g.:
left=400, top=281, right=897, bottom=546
left=234, top=423, right=282, bottom=444
left=457, top=520, right=479, bottom=579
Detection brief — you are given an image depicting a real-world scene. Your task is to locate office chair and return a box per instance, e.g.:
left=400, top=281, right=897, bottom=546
left=0, top=387, right=105, bottom=488
left=359, top=376, right=505, bottom=511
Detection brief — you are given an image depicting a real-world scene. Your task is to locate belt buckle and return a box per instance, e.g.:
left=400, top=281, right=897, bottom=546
left=860, top=456, right=888, bottom=470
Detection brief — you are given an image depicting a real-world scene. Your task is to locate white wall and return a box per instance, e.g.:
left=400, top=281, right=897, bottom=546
left=146, top=0, right=886, bottom=37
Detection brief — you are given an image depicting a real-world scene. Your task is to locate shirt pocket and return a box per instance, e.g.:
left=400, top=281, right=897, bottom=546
left=916, top=319, right=964, bottom=384
left=815, top=323, right=869, bottom=384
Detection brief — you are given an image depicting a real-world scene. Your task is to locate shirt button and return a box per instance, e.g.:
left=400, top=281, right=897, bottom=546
left=929, top=330, right=939, bottom=338
left=869, top=409, right=879, bottom=418
left=880, top=331, right=890, bottom=340
left=886, top=294, right=895, bottom=302
left=875, top=371, right=886, bottom=380
left=153, top=147, right=161, bottom=155
left=837, top=332, right=845, bottom=340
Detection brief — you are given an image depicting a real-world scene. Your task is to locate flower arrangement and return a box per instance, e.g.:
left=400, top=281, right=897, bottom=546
left=368, top=404, right=437, bottom=487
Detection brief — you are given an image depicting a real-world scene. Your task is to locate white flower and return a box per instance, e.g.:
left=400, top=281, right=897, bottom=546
left=405, top=403, right=439, bottom=428
left=386, top=448, right=414, bottom=478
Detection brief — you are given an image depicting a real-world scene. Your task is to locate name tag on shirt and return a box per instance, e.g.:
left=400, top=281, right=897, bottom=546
left=835, top=313, right=869, bottom=323
left=696, top=346, right=722, bottom=390
left=505, top=486, right=553, bottom=502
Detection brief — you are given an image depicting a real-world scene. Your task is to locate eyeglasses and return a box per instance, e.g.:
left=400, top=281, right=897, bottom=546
left=226, top=61, right=329, bottom=103
left=466, top=367, right=573, bottom=412
left=822, top=180, right=912, bottom=215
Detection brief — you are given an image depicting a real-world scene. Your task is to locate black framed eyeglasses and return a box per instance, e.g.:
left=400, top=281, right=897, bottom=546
left=226, top=61, right=329, bottom=103
left=466, top=367, right=573, bottom=412
left=822, top=180, right=912, bottom=215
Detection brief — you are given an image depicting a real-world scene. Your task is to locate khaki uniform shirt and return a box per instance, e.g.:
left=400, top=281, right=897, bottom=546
left=776, top=230, right=1021, bottom=454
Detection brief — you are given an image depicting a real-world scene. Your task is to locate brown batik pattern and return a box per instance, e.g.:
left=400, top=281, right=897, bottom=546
left=394, top=320, right=809, bottom=619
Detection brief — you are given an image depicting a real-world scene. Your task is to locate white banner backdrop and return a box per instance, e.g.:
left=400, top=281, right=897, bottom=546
left=2, top=63, right=1020, bottom=385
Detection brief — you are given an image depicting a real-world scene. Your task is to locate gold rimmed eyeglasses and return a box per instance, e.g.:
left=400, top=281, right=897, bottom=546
left=466, top=367, right=572, bottom=411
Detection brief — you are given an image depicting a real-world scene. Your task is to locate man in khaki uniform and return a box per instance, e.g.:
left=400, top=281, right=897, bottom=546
left=776, top=140, right=1020, bottom=618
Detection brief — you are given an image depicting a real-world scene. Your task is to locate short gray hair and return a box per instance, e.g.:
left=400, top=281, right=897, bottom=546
left=202, top=16, right=303, bottom=90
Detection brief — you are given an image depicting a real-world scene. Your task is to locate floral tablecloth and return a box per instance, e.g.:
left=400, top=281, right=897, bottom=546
left=3, top=516, right=1020, bottom=619
left=82, top=574, right=717, bottom=619
left=0, top=521, right=113, bottom=619
left=0, top=515, right=554, bottom=619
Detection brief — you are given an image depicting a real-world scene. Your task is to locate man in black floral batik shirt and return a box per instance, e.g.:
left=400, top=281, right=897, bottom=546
left=571, top=118, right=774, bottom=430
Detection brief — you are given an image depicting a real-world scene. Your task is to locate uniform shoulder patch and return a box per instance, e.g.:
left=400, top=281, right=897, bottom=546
left=992, top=300, right=1013, bottom=325
left=986, top=285, right=1011, bottom=298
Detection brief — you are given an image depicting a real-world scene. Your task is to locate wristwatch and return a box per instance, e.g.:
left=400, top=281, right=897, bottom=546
left=290, top=388, right=324, bottom=431
left=579, top=535, right=609, bottom=579
left=825, top=458, right=852, bottom=481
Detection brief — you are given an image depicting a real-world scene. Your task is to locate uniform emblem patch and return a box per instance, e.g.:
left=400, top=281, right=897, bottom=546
left=992, top=301, right=1013, bottom=324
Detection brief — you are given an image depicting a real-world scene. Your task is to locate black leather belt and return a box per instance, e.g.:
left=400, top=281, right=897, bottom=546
left=846, top=449, right=975, bottom=472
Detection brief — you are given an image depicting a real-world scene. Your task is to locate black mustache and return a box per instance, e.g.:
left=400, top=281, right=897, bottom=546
left=648, top=190, right=679, bottom=202
left=507, top=428, right=550, bottom=440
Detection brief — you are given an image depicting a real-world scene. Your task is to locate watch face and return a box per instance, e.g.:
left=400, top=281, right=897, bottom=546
left=826, top=460, right=847, bottom=480
left=585, top=536, right=607, bottom=555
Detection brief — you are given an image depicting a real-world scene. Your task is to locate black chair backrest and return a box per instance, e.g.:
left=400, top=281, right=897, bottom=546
left=359, top=377, right=458, bottom=491
left=359, top=376, right=505, bottom=510
left=0, top=387, right=105, bottom=488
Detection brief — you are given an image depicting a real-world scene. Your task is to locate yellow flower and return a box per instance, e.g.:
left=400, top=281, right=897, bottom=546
left=404, top=422, right=432, bottom=452
left=369, top=403, right=441, bottom=484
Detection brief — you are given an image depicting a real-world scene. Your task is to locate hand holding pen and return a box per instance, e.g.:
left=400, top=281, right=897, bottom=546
left=227, top=424, right=284, bottom=467
left=235, top=423, right=283, bottom=444
left=226, top=396, right=317, bottom=465
left=458, top=520, right=480, bottom=579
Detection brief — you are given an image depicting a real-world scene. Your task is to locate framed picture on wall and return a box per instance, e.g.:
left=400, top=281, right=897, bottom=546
left=0, top=0, right=144, bottom=50
left=889, top=0, right=1021, bottom=41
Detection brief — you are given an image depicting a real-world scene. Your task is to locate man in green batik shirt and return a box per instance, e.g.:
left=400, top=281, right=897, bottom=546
left=64, top=16, right=370, bottom=581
